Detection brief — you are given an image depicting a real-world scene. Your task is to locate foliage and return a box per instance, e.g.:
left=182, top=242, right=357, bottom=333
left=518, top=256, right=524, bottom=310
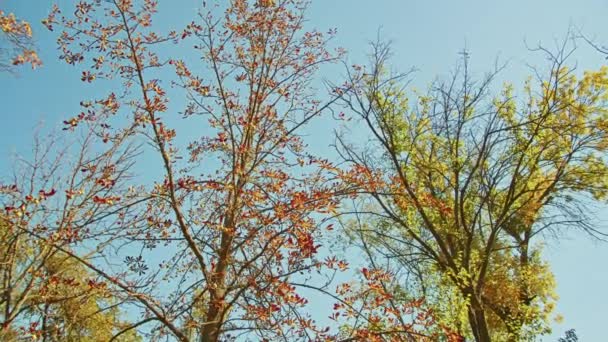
left=0, top=9, right=41, bottom=72
left=4, top=0, right=361, bottom=340
left=558, top=329, right=578, bottom=342
left=1, top=1, right=606, bottom=341
left=330, top=266, right=440, bottom=342
left=0, top=133, right=140, bottom=341
left=0, top=218, right=139, bottom=342
left=337, top=41, right=608, bottom=341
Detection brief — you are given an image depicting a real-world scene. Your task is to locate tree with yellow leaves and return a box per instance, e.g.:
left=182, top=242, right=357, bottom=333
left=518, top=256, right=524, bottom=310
left=337, top=40, right=608, bottom=341
left=0, top=131, right=140, bottom=341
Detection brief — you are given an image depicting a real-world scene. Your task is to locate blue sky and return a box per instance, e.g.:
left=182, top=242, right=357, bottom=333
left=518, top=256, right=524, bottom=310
left=2, top=0, right=608, bottom=340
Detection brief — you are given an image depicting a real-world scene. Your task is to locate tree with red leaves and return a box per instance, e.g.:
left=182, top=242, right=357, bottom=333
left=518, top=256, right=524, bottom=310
left=0, top=0, right=450, bottom=341
left=33, top=0, right=354, bottom=340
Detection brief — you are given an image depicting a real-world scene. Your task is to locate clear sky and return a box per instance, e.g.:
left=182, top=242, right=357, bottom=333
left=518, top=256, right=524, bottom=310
left=2, top=0, right=608, bottom=340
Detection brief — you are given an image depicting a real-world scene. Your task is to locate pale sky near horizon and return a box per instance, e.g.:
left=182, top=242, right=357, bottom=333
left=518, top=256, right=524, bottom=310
left=2, top=0, right=608, bottom=340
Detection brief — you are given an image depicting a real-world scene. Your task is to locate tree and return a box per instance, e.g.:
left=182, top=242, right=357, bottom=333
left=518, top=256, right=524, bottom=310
left=10, top=1, right=597, bottom=341
left=337, top=40, right=608, bottom=341
left=29, top=0, right=357, bottom=340
left=0, top=9, right=41, bottom=72
left=5, top=1, right=446, bottom=340
left=1, top=132, right=139, bottom=341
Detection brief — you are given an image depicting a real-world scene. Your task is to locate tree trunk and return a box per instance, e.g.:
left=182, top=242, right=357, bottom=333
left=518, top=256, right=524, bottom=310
left=200, top=293, right=224, bottom=342
left=467, top=293, right=492, bottom=342
left=200, top=251, right=228, bottom=342
left=200, top=238, right=230, bottom=342
left=200, top=213, right=236, bottom=342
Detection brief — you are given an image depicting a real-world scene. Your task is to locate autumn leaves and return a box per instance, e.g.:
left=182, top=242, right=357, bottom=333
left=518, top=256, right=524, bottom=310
left=2, top=0, right=608, bottom=341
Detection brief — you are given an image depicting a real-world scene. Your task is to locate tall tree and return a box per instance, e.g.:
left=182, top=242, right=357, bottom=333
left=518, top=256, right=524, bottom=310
left=30, top=0, right=354, bottom=340
left=337, top=41, right=608, bottom=341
